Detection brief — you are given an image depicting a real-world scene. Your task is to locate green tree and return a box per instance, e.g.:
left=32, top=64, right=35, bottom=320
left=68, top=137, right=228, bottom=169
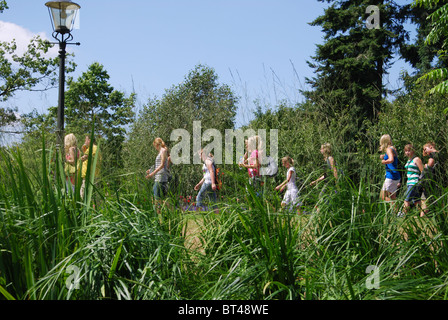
left=414, top=0, right=448, bottom=96
left=124, top=64, right=238, bottom=195
left=399, top=1, right=446, bottom=74
left=0, top=1, right=67, bottom=127
left=303, top=0, right=410, bottom=134
left=0, top=36, right=62, bottom=126
left=58, top=62, right=136, bottom=177
left=0, top=38, right=60, bottom=103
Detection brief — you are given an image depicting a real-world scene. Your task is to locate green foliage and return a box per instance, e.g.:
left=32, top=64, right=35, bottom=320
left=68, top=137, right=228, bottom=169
left=4, top=0, right=448, bottom=301
left=418, top=67, right=448, bottom=95
left=124, top=64, right=238, bottom=195
left=0, top=1, right=8, bottom=13
left=365, top=78, right=448, bottom=186
left=303, top=0, right=410, bottom=130
left=414, top=0, right=448, bottom=95
left=3, top=142, right=448, bottom=300
left=63, top=62, right=135, bottom=174
left=0, top=0, right=75, bottom=128
left=0, top=36, right=62, bottom=125
left=64, top=62, right=135, bottom=138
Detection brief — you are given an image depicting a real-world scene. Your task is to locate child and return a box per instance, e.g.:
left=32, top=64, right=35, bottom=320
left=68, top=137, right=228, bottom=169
left=421, top=141, right=441, bottom=214
left=242, top=135, right=263, bottom=198
left=422, top=142, right=439, bottom=170
left=275, top=156, right=301, bottom=213
left=194, top=149, right=218, bottom=213
left=400, top=144, right=424, bottom=217
left=310, top=143, right=339, bottom=212
left=310, top=143, right=338, bottom=187
left=379, top=134, right=401, bottom=203
left=80, top=135, right=100, bottom=199
left=64, top=133, right=81, bottom=193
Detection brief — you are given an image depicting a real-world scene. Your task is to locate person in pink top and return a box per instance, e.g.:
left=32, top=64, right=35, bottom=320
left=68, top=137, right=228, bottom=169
left=242, top=135, right=263, bottom=198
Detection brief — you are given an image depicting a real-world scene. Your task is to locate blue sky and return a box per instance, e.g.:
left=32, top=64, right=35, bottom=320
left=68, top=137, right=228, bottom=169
left=1, top=0, right=413, bottom=129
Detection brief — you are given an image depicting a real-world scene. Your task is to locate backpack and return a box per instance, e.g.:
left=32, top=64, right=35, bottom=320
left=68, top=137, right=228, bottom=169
left=209, top=158, right=223, bottom=191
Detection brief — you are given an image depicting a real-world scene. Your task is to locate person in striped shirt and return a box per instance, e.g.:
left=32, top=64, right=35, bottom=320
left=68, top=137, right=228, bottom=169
left=401, top=144, right=424, bottom=217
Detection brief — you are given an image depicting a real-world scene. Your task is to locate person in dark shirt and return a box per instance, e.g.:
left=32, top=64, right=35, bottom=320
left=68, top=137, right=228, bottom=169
left=421, top=142, right=441, bottom=216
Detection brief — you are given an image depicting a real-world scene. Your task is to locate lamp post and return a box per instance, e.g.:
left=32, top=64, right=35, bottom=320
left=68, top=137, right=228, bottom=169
left=45, top=0, right=81, bottom=151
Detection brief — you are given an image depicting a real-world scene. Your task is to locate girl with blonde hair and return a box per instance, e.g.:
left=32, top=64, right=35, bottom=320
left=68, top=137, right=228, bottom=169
left=244, top=135, right=261, bottom=177
left=194, top=148, right=218, bottom=212
left=146, top=138, right=170, bottom=213
left=379, top=134, right=401, bottom=203
left=242, top=135, right=263, bottom=197
left=64, top=133, right=81, bottom=191
left=310, top=143, right=338, bottom=186
left=276, top=156, right=301, bottom=213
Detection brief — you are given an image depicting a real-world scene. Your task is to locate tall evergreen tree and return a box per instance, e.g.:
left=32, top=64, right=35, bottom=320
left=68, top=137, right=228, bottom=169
left=303, top=0, right=409, bottom=134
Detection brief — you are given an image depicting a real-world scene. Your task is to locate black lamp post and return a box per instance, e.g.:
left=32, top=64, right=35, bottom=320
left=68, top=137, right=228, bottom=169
left=45, top=0, right=81, bottom=151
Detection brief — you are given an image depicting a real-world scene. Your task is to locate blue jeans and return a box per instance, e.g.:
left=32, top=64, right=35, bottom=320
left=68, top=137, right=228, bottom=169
left=196, top=182, right=217, bottom=209
left=153, top=181, right=168, bottom=200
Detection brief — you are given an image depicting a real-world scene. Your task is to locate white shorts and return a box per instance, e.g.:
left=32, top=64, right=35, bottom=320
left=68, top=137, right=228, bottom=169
left=282, top=189, right=301, bottom=208
left=381, top=178, right=400, bottom=194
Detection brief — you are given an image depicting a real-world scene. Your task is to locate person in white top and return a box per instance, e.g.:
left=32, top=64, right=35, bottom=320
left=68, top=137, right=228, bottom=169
left=275, top=156, right=302, bottom=213
left=194, top=149, right=218, bottom=212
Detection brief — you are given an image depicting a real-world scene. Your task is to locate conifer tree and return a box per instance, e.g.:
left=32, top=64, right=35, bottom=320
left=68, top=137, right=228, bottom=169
left=303, top=0, right=409, bottom=133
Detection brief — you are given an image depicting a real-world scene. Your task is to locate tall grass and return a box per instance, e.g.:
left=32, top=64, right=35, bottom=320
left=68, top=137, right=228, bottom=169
left=2, top=139, right=448, bottom=300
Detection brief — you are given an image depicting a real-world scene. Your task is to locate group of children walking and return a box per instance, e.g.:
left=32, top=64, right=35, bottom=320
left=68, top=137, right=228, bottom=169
left=145, top=136, right=339, bottom=215
left=145, top=134, right=441, bottom=217
left=379, top=134, right=441, bottom=217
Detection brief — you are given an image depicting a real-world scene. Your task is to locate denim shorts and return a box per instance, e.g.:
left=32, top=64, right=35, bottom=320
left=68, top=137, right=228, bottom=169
left=405, top=184, right=422, bottom=204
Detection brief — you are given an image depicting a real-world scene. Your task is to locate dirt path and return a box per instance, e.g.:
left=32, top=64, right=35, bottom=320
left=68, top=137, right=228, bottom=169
left=183, top=217, right=205, bottom=256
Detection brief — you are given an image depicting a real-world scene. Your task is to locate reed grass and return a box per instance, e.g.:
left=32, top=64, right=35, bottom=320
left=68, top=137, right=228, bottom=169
left=1, top=139, right=448, bottom=300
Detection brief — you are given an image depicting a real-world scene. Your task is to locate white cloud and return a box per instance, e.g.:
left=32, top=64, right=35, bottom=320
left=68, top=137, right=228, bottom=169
left=0, top=20, right=58, bottom=58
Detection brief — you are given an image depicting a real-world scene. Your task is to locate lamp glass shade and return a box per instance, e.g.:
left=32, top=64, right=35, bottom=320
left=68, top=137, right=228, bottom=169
left=45, top=1, right=80, bottom=34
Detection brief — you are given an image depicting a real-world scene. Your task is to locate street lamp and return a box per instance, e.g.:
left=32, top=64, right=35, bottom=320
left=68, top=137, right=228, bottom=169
left=45, top=0, right=81, bottom=151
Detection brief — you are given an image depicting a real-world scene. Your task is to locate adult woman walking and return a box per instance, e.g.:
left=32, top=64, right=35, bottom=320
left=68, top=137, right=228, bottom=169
left=146, top=138, right=170, bottom=213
